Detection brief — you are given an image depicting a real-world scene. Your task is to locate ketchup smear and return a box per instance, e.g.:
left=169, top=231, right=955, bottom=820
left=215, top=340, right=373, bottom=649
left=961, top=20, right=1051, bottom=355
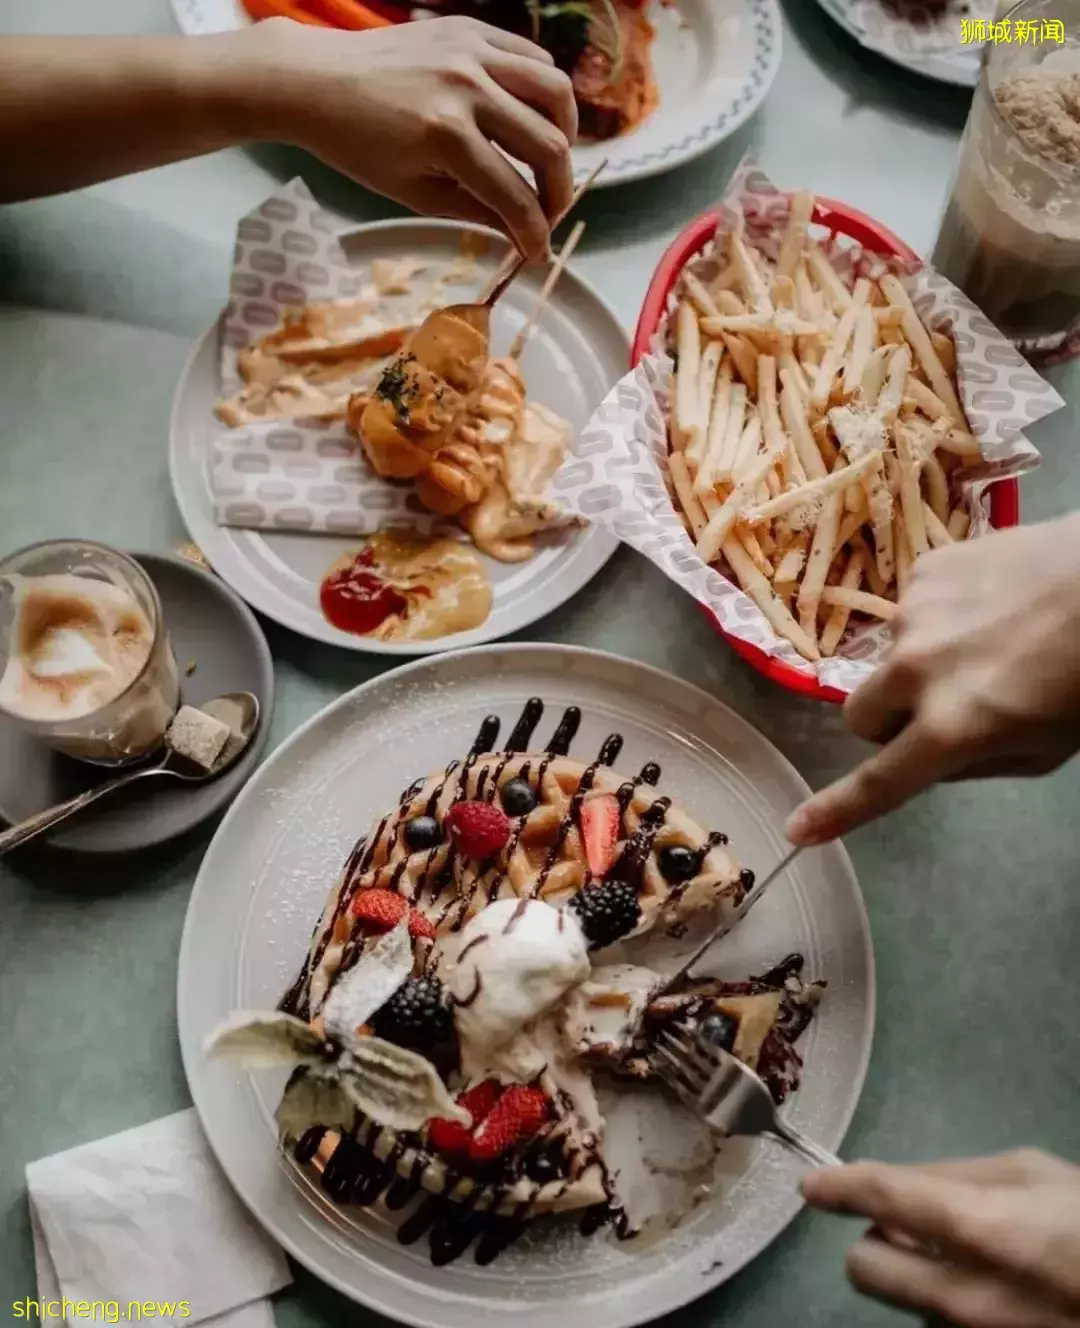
left=320, top=548, right=408, bottom=637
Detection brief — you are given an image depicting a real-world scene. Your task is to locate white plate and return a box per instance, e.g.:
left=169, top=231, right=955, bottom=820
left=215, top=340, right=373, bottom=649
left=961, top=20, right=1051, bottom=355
left=167, top=0, right=782, bottom=186
left=169, top=218, right=625, bottom=653
left=178, top=644, right=874, bottom=1328
left=814, top=0, right=979, bottom=87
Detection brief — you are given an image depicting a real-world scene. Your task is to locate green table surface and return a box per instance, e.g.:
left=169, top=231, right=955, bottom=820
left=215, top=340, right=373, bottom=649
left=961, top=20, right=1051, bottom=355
left=3, top=1, right=1080, bottom=1322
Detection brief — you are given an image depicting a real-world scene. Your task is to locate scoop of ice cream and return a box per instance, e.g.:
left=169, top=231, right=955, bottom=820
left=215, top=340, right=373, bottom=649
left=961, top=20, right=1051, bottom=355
left=445, top=899, right=589, bottom=1069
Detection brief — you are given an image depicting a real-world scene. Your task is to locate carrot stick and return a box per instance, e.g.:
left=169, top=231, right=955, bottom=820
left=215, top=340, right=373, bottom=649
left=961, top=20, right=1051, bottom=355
left=242, top=0, right=331, bottom=24
left=300, top=0, right=394, bottom=27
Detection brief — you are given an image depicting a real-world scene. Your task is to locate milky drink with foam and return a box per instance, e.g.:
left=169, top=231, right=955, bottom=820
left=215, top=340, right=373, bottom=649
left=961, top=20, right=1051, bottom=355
left=0, top=544, right=179, bottom=761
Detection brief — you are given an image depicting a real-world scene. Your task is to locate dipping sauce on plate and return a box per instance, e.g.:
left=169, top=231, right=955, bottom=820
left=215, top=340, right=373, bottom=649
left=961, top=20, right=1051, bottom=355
left=319, top=531, right=492, bottom=641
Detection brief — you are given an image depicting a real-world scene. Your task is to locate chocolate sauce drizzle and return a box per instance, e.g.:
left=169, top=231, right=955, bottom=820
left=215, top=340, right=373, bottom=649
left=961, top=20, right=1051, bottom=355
left=506, top=697, right=544, bottom=751
left=294, top=1118, right=578, bottom=1266
left=546, top=706, right=581, bottom=756
left=279, top=695, right=743, bottom=1261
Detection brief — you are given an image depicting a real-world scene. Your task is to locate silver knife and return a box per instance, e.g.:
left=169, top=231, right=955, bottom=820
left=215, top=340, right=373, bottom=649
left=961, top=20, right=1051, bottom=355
left=660, top=845, right=804, bottom=994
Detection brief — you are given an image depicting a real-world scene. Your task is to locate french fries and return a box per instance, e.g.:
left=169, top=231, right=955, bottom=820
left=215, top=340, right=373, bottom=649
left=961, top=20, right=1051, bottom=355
left=663, top=192, right=984, bottom=663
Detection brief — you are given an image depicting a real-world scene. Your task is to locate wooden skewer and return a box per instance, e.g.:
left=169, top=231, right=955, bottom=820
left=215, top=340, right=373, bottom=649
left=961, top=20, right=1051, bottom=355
left=481, top=159, right=607, bottom=308
left=508, top=220, right=587, bottom=360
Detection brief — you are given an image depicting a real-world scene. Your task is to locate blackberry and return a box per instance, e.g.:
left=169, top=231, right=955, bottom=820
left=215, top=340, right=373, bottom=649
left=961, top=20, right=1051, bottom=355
left=568, top=879, right=641, bottom=950
left=371, top=976, right=453, bottom=1050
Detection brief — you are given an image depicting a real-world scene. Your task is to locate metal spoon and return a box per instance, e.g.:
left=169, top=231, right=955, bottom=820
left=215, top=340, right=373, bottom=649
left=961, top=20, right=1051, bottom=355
left=0, top=691, right=259, bottom=855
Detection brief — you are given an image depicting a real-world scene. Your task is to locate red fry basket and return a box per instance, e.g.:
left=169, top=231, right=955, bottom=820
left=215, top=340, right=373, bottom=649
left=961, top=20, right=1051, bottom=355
left=631, top=198, right=1020, bottom=705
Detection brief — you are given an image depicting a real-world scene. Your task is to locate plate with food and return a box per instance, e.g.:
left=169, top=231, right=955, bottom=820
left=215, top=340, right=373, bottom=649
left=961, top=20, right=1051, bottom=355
left=168, top=0, right=782, bottom=186
left=169, top=183, right=625, bottom=651
left=812, top=0, right=983, bottom=88
left=178, top=642, right=873, bottom=1327
left=554, top=159, right=1062, bottom=701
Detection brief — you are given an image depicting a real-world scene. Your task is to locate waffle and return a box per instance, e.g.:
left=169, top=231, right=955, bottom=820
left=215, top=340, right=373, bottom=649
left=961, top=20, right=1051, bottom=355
left=283, top=702, right=746, bottom=1021
left=271, top=699, right=820, bottom=1267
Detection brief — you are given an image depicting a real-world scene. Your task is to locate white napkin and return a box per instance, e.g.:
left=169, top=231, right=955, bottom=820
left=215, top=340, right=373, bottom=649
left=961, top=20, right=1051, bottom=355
left=26, top=1109, right=291, bottom=1328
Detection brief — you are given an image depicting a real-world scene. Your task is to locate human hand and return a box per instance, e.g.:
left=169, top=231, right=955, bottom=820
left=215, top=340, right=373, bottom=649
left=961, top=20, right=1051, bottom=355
left=803, top=1151, right=1080, bottom=1326
left=786, top=514, right=1080, bottom=847
left=245, top=16, right=577, bottom=260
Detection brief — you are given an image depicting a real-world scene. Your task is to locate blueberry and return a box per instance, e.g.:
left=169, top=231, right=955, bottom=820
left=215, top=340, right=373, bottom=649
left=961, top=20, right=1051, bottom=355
left=501, top=778, right=537, bottom=817
left=404, top=815, right=441, bottom=851
left=699, top=1012, right=738, bottom=1053
left=658, top=844, right=697, bottom=883
left=526, top=1150, right=561, bottom=1183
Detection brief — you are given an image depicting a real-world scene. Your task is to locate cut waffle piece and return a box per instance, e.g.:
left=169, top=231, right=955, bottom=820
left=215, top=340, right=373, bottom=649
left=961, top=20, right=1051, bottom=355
left=619, top=954, right=825, bottom=1104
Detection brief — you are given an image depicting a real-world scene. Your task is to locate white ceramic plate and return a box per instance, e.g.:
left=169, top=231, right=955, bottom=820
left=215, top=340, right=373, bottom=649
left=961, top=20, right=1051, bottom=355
left=814, top=0, right=979, bottom=87
left=178, top=644, right=874, bottom=1328
left=167, top=0, right=782, bottom=186
left=169, top=218, right=625, bottom=653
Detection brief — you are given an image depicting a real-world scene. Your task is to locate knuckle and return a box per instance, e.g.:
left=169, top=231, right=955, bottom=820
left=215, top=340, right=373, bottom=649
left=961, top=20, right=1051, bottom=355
left=921, top=707, right=978, bottom=753
left=442, top=56, right=482, bottom=91
left=1006, top=1146, right=1053, bottom=1176
left=889, top=638, right=934, bottom=683
left=424, top=107, right=470, bottom=147
left=533, top=125, right=570, bottom=165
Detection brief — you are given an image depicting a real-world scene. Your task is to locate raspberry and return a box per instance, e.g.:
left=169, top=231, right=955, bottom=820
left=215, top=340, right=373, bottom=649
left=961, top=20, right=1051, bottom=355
left=428, top=1080, right=502, bottom=1160
left=469, top=1085, right=550, bottom=1163
left=351, top=888, right=407, bottom=931
left=581, top=794, right=620, bottom=878
left=445, top=800, right=511, bottom=859
left=408, top=911, right=436, bottom=941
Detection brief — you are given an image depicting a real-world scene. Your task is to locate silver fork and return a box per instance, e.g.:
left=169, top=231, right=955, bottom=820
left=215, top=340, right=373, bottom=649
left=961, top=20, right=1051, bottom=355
left=656, top=1025, right=840, bottom=1170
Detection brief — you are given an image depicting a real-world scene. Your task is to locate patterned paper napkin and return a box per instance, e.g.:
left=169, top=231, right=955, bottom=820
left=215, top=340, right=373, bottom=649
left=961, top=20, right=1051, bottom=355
left=210, top=179, right=473, bottom=537
left=553, top=157, right=1065, bottom=695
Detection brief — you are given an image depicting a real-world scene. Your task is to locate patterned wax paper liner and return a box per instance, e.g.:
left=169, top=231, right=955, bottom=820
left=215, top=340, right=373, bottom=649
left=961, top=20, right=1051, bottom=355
left=554, top=157, right=1065, bottom=696
left=210, top=179, right=471, bottom=537
left=824, top=0, right=987, bottom=82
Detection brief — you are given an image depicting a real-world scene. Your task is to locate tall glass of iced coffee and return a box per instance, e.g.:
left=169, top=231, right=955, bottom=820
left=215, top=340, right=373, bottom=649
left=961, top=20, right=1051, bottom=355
left=933, top=0, right=1080, bottom=352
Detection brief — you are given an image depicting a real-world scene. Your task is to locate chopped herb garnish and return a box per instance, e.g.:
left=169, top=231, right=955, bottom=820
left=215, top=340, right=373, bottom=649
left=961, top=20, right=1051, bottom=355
left=375, top=356, right=418, bottom=425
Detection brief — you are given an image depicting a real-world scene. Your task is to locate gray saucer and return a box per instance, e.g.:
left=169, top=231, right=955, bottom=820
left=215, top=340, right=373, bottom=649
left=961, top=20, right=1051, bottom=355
left=0, top=551, right=274, bottom=855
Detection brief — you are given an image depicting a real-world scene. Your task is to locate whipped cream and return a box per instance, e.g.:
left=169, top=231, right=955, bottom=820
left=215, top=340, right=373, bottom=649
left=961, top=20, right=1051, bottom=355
left=445, top=899, right=589, bottom=1077
left=0, top=573, right=153, bottom=723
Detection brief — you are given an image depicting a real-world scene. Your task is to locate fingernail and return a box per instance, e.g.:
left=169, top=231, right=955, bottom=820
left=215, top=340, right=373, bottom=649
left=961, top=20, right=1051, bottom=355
left=785, top=806, right=820, bottom=846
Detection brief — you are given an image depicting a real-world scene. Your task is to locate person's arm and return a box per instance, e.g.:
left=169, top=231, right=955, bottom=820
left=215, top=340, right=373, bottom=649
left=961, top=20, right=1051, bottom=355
left=0, top=18, right=577, bottom=259
left=803, top=1151, right=1080, bottom=1325
left=786, top=512, right=1080, bottom=846
left=0, top=34, right=251, bottom=202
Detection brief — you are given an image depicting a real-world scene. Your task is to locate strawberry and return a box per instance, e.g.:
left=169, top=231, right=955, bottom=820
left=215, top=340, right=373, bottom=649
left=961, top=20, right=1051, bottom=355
left=427, top=1115, right=471, bottom=1160
left=459, top=1079, right=502, bottom=1125
left=581, top=794, right=620, bottom=878
left=351, top=888, right=407, bottom=931
left=469, top=1085, right=550, bottom=1163
left=428, top=1080, right=501, bottom=1160
left=408, top=910, right=436, bottom=941
left=445, top=800, right=511, bottom=859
